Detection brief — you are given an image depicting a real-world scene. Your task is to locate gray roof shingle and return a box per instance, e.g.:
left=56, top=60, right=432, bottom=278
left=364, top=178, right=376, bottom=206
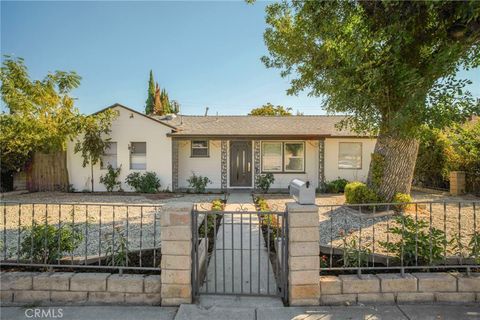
left=154, top=115, right=368, bottom=137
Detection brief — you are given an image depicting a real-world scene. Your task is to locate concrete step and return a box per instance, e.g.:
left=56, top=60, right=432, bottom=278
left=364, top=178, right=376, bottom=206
left=198, top=295, right=284, bottom=308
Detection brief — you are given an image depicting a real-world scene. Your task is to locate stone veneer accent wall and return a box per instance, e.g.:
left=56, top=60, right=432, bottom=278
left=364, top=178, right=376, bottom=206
left=318, top=139, right=325, bottom=190
left=172, top=139, right=179, bottom=191
left=253, top=140, right=261, bottom=190
left=221, top=140, right=228, bottom=190
left=319, top=272, right=480, bottom=305
left=0, top=272, right=161, bottom=306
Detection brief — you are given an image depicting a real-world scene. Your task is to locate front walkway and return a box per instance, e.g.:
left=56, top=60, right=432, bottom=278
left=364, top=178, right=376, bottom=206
left=199, top=191, right=277, bottom=296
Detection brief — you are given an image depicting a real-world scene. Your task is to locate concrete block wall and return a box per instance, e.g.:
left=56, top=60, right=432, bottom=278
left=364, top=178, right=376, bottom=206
left=319, top=272, right=480, bottom=305
left=287, top=203, right=321, bottom=306
left=159, top=202, right=193, bottom=306
left=0, top=272, right=161, bottom=306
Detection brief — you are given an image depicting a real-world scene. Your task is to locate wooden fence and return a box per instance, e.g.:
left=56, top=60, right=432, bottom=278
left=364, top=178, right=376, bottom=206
left=26, top=151, right=69, bottom=191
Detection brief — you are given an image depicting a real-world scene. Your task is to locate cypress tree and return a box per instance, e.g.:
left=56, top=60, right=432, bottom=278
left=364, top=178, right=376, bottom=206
left=145, top=70, right=155, bottom=114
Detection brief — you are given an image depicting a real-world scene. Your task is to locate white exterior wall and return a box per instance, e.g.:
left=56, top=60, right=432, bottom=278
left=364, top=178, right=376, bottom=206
left=67, top=106, right=173, bottom=192
left=177, top=140, right=222, bottom=189
left=324, top=137, right=377, bottom=183
left=267, top=140, right=319, bottom=190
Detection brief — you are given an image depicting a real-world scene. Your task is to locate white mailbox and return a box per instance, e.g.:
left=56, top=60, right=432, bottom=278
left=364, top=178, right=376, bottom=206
left=289, top=179, right=315, bottom=205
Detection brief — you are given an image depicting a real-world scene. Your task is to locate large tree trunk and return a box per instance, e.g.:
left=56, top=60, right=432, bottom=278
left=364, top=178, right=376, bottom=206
left=367, top=132, right=420, bottom=201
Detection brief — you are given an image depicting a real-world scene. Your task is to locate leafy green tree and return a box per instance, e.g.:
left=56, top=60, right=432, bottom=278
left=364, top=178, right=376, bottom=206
left=260, top=1, right=480, bottom=200
left=74, top=109, right=117, bottom=192
left=0, top=56, right=83, bottom=174
left=160, top=88, right=171, bottom=114
left=249, top=103, right=292, bottom=116
left=145, top=70, right=155, bottom=115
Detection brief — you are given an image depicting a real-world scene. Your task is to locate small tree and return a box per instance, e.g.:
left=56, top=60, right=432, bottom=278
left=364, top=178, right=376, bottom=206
left=145, top=70, right=155, bottom=115
left=74, top=110, right=117, bottom=192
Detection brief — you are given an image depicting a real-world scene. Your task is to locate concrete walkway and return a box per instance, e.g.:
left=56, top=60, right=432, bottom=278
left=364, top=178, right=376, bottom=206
left=199, top=191, right=277, bottom=296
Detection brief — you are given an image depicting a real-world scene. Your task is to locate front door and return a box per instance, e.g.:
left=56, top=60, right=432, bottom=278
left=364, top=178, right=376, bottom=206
left=229, top=141, right=252, bottom=187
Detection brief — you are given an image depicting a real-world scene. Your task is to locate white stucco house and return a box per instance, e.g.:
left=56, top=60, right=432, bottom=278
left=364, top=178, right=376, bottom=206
left=67, top=104, right=377, bottom=192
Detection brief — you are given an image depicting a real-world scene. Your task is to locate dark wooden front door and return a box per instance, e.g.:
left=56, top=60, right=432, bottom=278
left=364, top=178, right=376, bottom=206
left=229, top=141, right=252, bottom=187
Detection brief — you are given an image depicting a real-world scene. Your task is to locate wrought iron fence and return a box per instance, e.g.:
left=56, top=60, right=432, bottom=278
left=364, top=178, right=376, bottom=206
left=192, top=205, right=288, bottom=299
left=317, top=201, right=480, bottom=274
left=0, top=201, right=162, bottom=272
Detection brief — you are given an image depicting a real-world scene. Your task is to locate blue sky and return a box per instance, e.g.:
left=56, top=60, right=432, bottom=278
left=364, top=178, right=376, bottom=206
left=1, top=1, right=479, bottom=116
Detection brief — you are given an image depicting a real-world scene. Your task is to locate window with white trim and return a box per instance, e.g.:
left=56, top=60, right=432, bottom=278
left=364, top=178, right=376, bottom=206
left=262, top=142, right=283, bottom=172
left=338, top=142, right=362, bottom=169
left=284, top=142, right=305, bottom=172
left=130, top=142, right=146, bottom=170
left=262, top=141, right=305, bottom=173
left=191, top=140, right=209, bottom=157
left=100, top=142, right=117, bottom=169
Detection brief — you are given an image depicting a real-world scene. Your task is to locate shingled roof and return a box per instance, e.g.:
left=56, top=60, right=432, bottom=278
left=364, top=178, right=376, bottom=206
left=156, top=115, right=370, bottom=138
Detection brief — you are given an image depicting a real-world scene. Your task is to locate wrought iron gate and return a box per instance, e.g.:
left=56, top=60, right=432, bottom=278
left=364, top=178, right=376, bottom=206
left=191, top=206, right=288, bottom=301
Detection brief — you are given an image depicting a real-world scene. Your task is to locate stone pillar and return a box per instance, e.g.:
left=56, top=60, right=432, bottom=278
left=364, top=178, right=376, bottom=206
left=287, top=202, right=320, bottom=306
left=450, top=171, right=466, bottom=196
left=160, top=202, right=193, bottom=306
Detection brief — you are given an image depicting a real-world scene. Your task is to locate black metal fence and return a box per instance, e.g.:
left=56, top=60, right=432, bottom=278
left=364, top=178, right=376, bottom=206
left=192, top=206, right=288, bottom=300
left=317, top=201, right=480, bottom=274
left=0, top=201, right=162, bottom=272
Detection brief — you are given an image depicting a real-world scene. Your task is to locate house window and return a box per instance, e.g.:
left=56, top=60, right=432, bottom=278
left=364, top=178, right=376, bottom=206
left=130, top=142, right=146, bottom=170
left=262, top=141, right=305, bottom=173
left=262, top=142, right=283, bottom=172
left=284, top=142, right=305, bottom=172
left=191, top=140, right=209, bottom=157
left=100, top=142, right=117, bottom=169
left=338, top=142, right=362, bottom=169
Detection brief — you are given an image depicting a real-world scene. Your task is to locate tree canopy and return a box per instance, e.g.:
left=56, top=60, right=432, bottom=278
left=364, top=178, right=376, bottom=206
left=260, top=1, right=480, bottom=200
left=262, top=1, right=480, bottom=136
left=1, top=56, right=84, bottom=172
left=249, top=103, right=293, bottom=116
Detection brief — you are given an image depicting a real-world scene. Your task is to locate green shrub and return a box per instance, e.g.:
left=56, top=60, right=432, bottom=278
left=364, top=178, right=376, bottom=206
left=99, top=165, right=122, bottom=192
left=211, top=199, right=224, bottom=211
left=125, top=171, right=161, bottom=193
left=103, top=226, right=129, bottom=266
left=392, top=193, right=413, bottom=212
left=325, top=178, right=349, bottom=193
left=344, top=181, right=380, bottom=204
left=339, top=229, right=371, bottom=267
left=379, top=215, right=448, bottom=265
left=254, top=196, right=270, bottom=212
left=255, top=173, right=275, bottom=193
left=187, top=173, right=211, bottom=193
left=19, top=220, right=83, bottom=263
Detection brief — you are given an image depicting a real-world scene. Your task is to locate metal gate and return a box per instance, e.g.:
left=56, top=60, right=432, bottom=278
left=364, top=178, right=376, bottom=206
left=191, top=206, right=288, bottom=301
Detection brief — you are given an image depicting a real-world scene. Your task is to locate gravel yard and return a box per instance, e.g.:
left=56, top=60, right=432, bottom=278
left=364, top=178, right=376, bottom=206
left=0, top=192, right=220, bottom=264
left=261, top=191, right=480, bottom=261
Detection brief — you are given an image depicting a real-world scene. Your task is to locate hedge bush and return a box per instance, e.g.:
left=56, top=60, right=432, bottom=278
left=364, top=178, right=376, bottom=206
left=392, top=192, right=413, bottom=212
left=325, top=178, right=349, bottom=193
left=344, top=181, right=380, bottom=204
left=125, top=171, right=161, bottom=193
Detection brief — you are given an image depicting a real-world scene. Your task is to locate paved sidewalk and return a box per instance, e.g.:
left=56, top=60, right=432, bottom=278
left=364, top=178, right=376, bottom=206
left=0, top=306, right=178, bottom=320
left=199, top=191, right=277, bottom=295
left=2, top=304, right=479, bottom=320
